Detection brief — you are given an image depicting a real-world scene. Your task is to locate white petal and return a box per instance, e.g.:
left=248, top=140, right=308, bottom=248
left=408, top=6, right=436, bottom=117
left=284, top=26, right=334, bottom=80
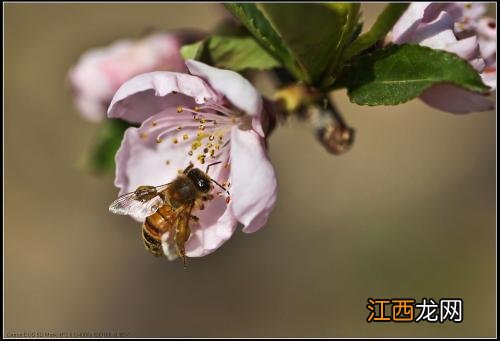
left=228, top=128, right=277, bottom=233
left=420, top=84, right=494, bottom=114
left=392, top=2, right=431, bottom=43
left=108, top=71, right=218, bottom=124
left=185, top=197, right=238, bottom=257
left=186, top=59, right=263, bottom=117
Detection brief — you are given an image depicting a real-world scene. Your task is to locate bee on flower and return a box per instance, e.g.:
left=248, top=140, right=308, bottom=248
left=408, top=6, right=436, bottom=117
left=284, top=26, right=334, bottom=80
left=108, top=60, right=278, bottom=263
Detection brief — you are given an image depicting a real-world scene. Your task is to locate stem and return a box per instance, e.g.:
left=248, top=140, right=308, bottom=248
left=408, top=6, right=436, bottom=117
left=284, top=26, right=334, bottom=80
left=315, top=96, right=355, bottom=155
left=322, top=96, right=348, bottom=129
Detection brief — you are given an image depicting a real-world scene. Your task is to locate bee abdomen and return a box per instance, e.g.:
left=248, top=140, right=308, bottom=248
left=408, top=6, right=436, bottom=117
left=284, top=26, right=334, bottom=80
left=141, top=225, right=163, bottom=257
left=141, top=204, right=176, bottom=258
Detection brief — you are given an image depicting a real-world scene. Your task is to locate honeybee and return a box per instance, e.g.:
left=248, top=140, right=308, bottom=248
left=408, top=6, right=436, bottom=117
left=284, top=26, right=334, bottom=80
left=109, top=162, right=229, bottom=267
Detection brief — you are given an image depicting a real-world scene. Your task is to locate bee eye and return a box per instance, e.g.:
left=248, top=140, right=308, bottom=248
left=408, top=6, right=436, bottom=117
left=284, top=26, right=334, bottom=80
left=197, top=179, right=210, bottom=192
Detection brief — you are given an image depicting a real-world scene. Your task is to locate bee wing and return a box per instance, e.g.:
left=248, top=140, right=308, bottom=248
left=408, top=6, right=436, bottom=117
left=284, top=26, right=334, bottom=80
left=109, top=195, right=164, bottom=220
left=109, top=183, right=170, bottom=220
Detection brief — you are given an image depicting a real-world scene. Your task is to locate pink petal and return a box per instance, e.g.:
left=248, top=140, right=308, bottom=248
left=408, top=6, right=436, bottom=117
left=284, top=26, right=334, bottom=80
left=100, top=33, right=188, bottom=90
left=228, top=128, right=277, bottom=233
left=70, top=33, right=189, bottom=122
left=185, top=197, right=238, bottom=257
left=108, top=71, right=218, bottom=124
left=73, top=95, right=107, bottom=122
left=445, top=36, right=480, bottom=60
left=468, top=58, right=486, bottom=73
left=479, top=38, right=496, bottom=66
left=481, top=66, right=496, bottom=90
left=114, top=115, right=197, bottom=197
left=391, top=2, right=431, bottom=43
left=68, top=45, right=119, bottom=120
left=477, top=17, right=497, bottom=40
left=420, top=84, right=494, bottom=114
left=413, top=11, right=456, bottom=48
left=436, top=3, right=463, bottom=22
left=186, top=60, right=263, bottom=118
left=462, top=3, right=487, bottom=20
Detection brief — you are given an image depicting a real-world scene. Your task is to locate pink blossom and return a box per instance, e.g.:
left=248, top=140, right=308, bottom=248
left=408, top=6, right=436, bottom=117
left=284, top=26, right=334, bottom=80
left=108, top=60, right=278, bottom=258
left=69, top=32, right=190, bottom=122
left=389, top=2, right=496, bottom=114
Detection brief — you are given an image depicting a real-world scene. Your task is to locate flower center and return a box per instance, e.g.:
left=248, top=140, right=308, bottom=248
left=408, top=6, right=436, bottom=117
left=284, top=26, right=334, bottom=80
left=144, top=99, right=242, bottom=178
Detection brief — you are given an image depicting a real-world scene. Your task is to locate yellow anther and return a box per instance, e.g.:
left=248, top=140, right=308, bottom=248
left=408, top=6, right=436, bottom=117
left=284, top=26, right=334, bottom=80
left=176, top=106, right=183, bottom=113
left=156, top=137, right=163, bottom=143
left=197, top=154, right=206, bottom=165
left=182, top=134, right=189, bottom=140
left=191, top=140, right=201, bottom=150
left=139, top=132, right=147, bottom=140
left=172, top=138, right=178, bottom=144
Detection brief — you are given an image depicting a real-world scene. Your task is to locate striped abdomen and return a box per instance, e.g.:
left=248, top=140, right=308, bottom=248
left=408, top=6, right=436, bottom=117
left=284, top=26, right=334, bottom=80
left=142, top=204, right=177, bottom=257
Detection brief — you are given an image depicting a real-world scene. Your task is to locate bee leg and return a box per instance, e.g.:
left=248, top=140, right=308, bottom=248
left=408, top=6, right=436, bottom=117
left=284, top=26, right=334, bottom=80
left=177, top=243, right=188, bottom=269
left=175, top=219, right=191, bottom=269
left=190, top=215, right=199, bottom=222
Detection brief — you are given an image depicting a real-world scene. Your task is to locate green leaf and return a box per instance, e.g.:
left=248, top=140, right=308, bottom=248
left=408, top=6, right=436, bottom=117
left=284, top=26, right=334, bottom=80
left=224, top=3, right=302, bottom=79
left=342, top=3, right=409, bottom=61
left=79, top=119, right=131, bottom=174
left=320, top=3, right=361, bottom=87
left=224, top=3, right=360, bottom=85
left=180, top=40, right=206, bottom=60
left=257, top=3, right=360, bottom=85
left=339, top=44, right=489, bottom=106
left=348, top=21, right=364, bottom=45
left=181, top=36, right=280, bottom=71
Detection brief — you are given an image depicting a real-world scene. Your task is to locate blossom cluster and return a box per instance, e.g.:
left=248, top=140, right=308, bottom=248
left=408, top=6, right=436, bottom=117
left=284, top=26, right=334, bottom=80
left=69, top=3, right=495, bottom=261
left=390, top=2, right=496, bottom=113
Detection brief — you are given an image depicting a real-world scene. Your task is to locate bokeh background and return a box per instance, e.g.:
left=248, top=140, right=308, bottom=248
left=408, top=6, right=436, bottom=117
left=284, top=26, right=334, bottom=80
left=5, top=3, right=496, bottom=338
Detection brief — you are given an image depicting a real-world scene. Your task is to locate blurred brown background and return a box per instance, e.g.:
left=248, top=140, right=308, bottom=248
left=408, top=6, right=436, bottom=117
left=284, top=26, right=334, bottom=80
left=5, top=3, right=496, bottom=338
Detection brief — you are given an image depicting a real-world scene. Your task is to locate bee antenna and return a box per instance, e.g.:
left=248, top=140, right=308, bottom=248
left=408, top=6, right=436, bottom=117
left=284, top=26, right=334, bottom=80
left=210, top=178, right=230, bottom=196
left=205, top=161, right=222, bottom=175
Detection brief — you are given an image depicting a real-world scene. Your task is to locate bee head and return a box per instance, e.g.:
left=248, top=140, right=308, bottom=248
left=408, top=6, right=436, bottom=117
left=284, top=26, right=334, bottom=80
left=187, top=168, right=212, bottom=193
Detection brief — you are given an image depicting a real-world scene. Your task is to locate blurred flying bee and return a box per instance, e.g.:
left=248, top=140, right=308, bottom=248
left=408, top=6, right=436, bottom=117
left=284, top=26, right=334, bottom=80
left=109, top=162, right=229, bottom=267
